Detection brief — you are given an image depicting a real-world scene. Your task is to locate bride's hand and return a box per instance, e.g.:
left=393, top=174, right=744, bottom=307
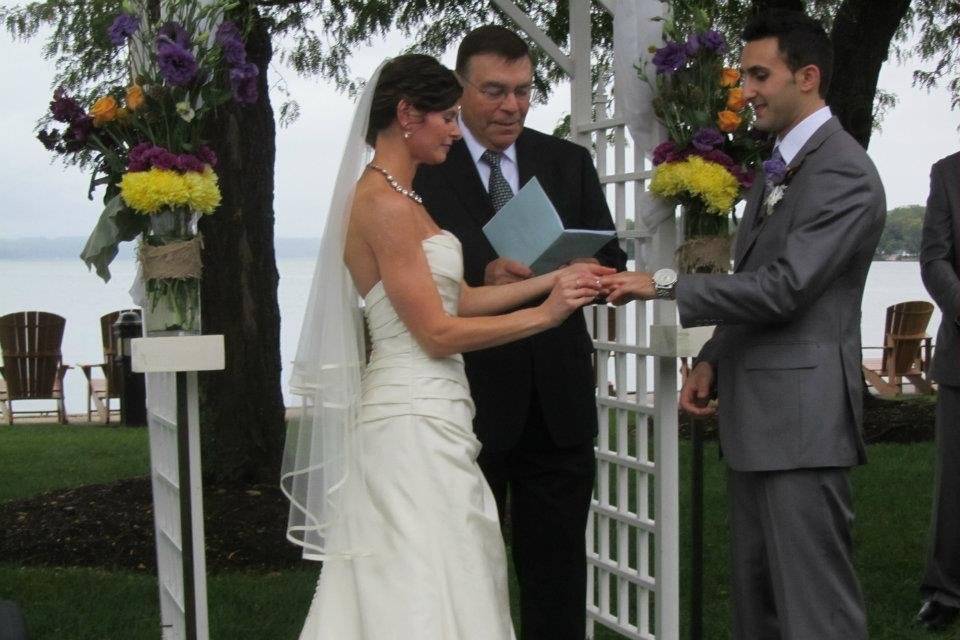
left=557, top=262, right=617, bottom=297
left=541, top=266, right=611, bottom=326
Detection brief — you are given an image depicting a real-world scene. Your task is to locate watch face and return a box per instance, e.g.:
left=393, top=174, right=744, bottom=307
left=654, top=268, right=677, bottom=287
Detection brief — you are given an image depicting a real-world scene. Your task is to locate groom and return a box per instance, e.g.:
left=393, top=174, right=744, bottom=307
left=602, top=10, right=885, bottom=639
left=414, top=24, right=626, bottom=640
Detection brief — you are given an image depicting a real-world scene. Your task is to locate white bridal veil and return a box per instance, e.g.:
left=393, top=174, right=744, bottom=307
left=280, top=62, right=386, bottom=560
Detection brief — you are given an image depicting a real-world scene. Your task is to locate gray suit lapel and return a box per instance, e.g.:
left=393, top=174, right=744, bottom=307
left=734, top=117, right=844, bottom=270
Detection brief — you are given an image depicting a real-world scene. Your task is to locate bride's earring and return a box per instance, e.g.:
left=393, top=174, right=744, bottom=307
left=403, top=128, right=412, bottom=140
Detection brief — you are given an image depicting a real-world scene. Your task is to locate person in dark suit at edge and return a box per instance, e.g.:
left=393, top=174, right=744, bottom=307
left=414, top=25, right=627, bottom=640
left=916, top=149, right=960, bottom=632
left=600, top=10, right=885, bottom=639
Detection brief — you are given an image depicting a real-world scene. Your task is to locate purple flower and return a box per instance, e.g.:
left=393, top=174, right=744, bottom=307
left=652, top=141, right=677, bottom=165
left=691, top=127, right=725, bottom=152
left=732, top=165, right=756, bottom=189
left=62, top=115, right=94, bottom=150
left=156, top=37, right=198, bottom=86
left=230, top=62, right=259, bottom=104
left=107, top=13, right=140, bottom=46
left=699, top=148, right=735, bottom=168
left=158, top=22, right=191, bottom=49
left=763, top=157, right=788, bottom=185
left=49, top=88, right=85, bottom=123
left=652, top=41, right=688, bottom=74
left=175, top=153, right=204, bottom=173
left=127, top=142, right=152, bottom=171
left=215, top=21, right=247, bottom=66
left=684, top=33, right=701, bottom=57
left=196, top=144, right=218, bottom=168
left=698, top=30, right=726, bottom=54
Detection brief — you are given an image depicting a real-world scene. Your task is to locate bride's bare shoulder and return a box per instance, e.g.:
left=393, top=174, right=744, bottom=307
left=350, top=176, right=421, bottom=248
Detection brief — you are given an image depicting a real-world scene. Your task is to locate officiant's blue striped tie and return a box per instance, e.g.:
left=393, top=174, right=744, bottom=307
left=481, top=150, right=514, bottom=211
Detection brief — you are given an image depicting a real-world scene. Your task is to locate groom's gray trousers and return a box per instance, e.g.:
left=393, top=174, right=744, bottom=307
left=727, top=467, right=868, bottom=640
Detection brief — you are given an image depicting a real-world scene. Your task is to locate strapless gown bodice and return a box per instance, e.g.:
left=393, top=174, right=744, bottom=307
left=298, top=229, right=516, bottom=640
left=360, top=231, right=475, bottom=427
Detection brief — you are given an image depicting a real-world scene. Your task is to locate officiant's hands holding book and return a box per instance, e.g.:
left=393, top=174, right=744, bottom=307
left=484, top=257, right=534, bottom=285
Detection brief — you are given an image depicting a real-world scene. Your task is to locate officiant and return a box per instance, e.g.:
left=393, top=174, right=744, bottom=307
left=414, top=24, right=626, bottom=640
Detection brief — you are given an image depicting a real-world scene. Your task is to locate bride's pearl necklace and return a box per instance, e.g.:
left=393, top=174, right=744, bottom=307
left=368, top=164, right=423, bottom=204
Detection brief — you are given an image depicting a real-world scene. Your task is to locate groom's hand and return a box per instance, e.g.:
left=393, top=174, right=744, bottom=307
left=600, top=272, right=656, bottom=305
left=680, top=361, right=716, bottom=417
left=485, top=258, right=533, bottom=285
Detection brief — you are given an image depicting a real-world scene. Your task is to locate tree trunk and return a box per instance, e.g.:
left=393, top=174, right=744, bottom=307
left=198, top=11, right=286, bottom=485
left=828, top=0, right=912, bottom=148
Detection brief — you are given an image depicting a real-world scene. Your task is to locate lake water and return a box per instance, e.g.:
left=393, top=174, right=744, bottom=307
left=0, top=259, right=941, bottom=415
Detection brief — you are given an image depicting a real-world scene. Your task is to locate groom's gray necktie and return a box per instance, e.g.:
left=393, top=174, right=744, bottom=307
left=481, top=149, right=514, bottom=211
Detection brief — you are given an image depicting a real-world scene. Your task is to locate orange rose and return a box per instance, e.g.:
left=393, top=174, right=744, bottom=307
left=125, top=84, right=145, bottom=111
left=717, top=110, right=742, bottom=133
left=726, top=88, right=746, bottom=111
left=720, top=68, right=740, bottom=88
left=90, top=95, right=118, bottom=126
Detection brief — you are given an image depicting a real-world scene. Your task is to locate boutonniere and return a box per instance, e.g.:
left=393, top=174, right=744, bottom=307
left=761, top=156, right=797, bottom=216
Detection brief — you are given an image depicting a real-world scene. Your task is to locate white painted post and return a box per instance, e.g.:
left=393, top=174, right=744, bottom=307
left=132, top=335, right=225, bottom=640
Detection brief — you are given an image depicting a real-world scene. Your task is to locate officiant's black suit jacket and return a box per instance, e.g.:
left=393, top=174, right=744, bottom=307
left=414, top=127, right=627, bottom=451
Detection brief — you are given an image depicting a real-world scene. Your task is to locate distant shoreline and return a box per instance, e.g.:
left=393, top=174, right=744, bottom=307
left=0, top=237, right=321, bottom=261
left=0, top=237, right=918, bottom=263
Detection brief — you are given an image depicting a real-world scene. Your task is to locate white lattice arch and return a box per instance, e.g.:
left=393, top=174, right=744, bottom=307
left=491, top=1, right=681, bottom=638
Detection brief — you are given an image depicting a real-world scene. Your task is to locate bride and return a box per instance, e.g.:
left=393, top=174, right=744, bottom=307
left=281, top=54, right=612, bottom=639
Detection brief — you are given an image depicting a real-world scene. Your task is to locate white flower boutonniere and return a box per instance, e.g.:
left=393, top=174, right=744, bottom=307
left=765, top=184, right=787, bottom=216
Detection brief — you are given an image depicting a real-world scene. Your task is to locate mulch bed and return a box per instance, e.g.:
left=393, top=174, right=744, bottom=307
left=0, top=396, right=938, bottom=574
left=0, top=478, right=302, bottom=573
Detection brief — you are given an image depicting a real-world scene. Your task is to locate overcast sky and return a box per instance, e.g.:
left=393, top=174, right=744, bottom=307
left=1, top=16, right=956, bottom=241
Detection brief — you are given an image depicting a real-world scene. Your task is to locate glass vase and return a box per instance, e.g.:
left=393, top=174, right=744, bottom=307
left=676, top=200, right=733, bottom=274
left=141, top=207, right=202, bottom=336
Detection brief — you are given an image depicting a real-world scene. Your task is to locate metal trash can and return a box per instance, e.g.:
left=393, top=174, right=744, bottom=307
left=113, top=310, right=147, bottom=426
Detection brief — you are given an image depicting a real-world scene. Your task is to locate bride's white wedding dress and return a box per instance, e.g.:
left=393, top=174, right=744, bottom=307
left=298, top=231, right=517, bottom=640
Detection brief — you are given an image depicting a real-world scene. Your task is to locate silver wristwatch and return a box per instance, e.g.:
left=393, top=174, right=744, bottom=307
left=653, top=268, right=678, bottom=300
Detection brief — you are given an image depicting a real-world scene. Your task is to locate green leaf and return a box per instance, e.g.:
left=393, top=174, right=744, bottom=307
left=79, top=194, right=146, bottom=283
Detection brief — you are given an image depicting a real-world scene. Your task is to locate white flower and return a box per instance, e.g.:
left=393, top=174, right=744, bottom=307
left=765, top=184, right=787, bottom=216
left=176, top=101, right=195, bottom=123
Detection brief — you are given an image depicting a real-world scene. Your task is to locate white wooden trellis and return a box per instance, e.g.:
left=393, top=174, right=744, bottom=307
left=492, top=1, right=683, bottom=638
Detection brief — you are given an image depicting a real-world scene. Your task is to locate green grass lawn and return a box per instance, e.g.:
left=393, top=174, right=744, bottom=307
left=0, top=424, right=150, bottom=502
left=0, top=424, right=951, bottom=639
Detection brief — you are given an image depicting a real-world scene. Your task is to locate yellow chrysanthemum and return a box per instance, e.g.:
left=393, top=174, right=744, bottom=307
left=651, top=156, right=740, bottom=214
left=182, top=168, right=221, bottom=214
left=120, top=167, right=221, bottom=215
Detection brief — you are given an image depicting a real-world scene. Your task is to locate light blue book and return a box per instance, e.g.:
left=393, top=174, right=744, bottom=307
left=482, top=177, right=617, bottom=275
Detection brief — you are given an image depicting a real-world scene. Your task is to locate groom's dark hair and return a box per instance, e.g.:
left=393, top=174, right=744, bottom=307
left=456, top=25, right=532, bottom=77
left=742, top=9, right=834, bottom=97
left=366, top=54, right=462, bottom=146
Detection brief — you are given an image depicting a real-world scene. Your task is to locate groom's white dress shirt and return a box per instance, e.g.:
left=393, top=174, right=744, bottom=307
left=459, top=116, right=520, bottom=195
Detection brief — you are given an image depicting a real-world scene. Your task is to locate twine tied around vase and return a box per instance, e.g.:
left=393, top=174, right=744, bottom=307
left=675, top=235, right=733, bottom=274
left=139, top=234, right=203, bottom=280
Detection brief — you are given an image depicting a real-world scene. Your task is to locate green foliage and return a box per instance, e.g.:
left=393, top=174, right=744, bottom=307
left=876, top=204, right=925, bottom=258
left=901, top=0, right=960, bottom=111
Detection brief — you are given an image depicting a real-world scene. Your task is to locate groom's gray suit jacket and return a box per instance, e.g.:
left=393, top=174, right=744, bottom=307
left=676, top=117, right=886, bottom=472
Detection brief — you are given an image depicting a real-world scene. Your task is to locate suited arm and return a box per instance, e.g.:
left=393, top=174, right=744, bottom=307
left=676, top=161, right=884, bottom=327
left=575, top=145, right=629, bottom=271
left=919, top=161, right=960, bottom=323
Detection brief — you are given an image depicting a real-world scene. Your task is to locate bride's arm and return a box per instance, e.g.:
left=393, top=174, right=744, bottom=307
left=457, top=262, right=615, bottom=317
left=359, top=197, right=599, bottom=359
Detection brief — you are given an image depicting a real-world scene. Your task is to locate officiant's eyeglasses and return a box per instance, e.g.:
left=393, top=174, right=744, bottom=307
left=457, top=74, right=534, bottom=103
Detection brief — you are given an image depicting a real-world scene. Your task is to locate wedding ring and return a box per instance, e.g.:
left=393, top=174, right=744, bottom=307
left=576, top=278, right=582, bottom=287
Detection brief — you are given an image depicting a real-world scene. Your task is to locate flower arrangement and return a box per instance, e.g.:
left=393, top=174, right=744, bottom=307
left=37, top=0, right=257, bottom=333
left=641, top=8, right=766, bottom=271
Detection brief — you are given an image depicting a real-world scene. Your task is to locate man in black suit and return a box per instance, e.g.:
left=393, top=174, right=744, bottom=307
left=414, top=25, right=626, bottom=640
left=917, top=150, right=960, bottom=631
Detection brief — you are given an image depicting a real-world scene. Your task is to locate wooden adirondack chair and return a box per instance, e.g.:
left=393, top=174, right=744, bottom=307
left=79, top=309, right=139, bottom=424
left=861, top=300, right=935, bottom=397
left=0, top=311, right=70, bottom=424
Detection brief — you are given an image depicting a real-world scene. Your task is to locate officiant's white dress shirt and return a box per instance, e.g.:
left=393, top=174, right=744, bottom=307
left=459, top=116, right=520, bottom=195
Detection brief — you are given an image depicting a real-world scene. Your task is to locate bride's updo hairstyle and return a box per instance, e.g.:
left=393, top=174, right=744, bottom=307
left=365, top=54, right=462, bottom=146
